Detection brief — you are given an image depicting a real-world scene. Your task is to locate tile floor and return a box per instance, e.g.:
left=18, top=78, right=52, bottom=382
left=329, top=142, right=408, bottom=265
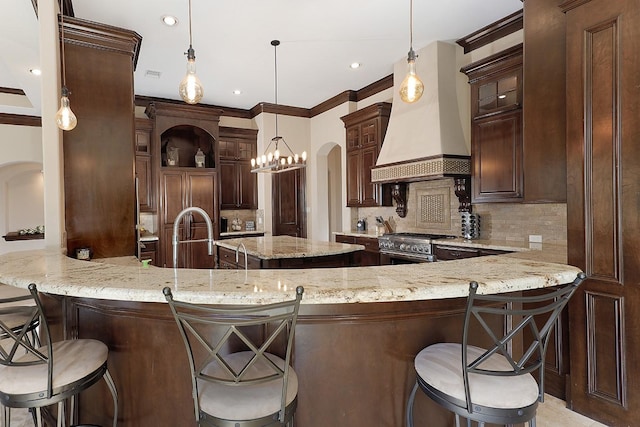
left=6, top=394, right=608, bottom=426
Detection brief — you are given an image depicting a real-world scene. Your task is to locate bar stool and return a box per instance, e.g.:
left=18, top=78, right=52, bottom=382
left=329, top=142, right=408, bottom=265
left=0, top=283, right=118, bottom=427
left=406, top=273, right=585, bottom=427
left=164, top=286, right=304, bottom=427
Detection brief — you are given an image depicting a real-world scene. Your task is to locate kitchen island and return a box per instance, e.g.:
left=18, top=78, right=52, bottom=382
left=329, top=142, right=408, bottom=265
left=216, top=235, right=365, bottom=269
left=0, top=248, right=581, bottom=427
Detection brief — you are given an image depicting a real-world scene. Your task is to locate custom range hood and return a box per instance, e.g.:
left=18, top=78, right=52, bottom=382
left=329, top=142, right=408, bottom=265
left=372, top=41, right=471, bottom=185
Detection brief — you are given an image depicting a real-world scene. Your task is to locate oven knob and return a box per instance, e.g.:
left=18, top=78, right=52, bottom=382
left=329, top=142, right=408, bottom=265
left=411, top=245, right=418, bottom=252
left=399, top=244, right=406, bottom=250
left=417, top=246, right=423, bottom=252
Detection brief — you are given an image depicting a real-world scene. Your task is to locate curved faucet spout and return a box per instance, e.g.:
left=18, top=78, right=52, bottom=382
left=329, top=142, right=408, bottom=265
left=172, top=206, right=215, bottom=268
left=235, top=242, right=248, bottom=272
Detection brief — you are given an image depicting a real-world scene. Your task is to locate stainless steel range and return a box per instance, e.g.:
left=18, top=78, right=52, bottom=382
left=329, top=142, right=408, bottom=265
left=378, top=233, right=455, bottom=264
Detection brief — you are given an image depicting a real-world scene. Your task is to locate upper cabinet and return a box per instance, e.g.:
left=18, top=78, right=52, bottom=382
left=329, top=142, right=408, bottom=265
left=462, top=45, right=524, bottom=203
left=218, top=127, right=258, bottom=210
left=135, top=118, right=154, bottom=212
left=341, top=103, right=392, bottom=207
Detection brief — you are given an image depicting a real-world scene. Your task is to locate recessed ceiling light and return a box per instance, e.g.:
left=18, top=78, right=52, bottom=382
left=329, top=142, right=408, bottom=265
left=350, top=62, right=361, bottom=69
left=29, top=68, right=42, bottom=76
left=233, top=89, right=242, bottom=95
left=162, top=15, right=178, bottom=26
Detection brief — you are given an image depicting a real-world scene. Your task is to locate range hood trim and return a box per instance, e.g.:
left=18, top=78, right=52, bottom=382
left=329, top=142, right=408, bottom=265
left=371, top=154, right=471, bottom=185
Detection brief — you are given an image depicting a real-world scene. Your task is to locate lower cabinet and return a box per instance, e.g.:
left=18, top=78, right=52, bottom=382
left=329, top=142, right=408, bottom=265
left=217, top=246, right=355, bottom=269
left=139, top=240, right=158, bottom=266
left=335, top=234, right=380, bottom=266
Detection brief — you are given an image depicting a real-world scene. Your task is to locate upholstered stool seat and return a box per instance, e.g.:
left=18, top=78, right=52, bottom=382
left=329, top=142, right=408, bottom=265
left=198, top=351, right=298, bottom=421
left=0, top=284, right=118, bottom=427
left=0, top=339, right=108, bottom=406
left=164, top=286, right=304, bottom=427
left=406, top=273, right=585, bottom=427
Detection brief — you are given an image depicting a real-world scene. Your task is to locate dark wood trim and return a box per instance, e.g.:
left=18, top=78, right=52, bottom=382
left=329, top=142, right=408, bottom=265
left=460, top=44, right=523, bottom=82
left=218, top=126, right=258, bottom=138
left=0, top=87, right=26, bottom=96
left=0, top=113, right=41, bottom=127
left=138, top=76, right=392, bottom=121
left=61, top=16, right=142, bottom=69
left=309, top=91, right=357, bottom=117
left=560, top=0, right=593, bottom=12
left=355, top=74, right=394, bottom=102
left=2, top=232, right=44, bottom=241
left=250, top=102, right=310, bottom=118
left=456, top=10, right=523, bottom=54
left=135, top=95, right=252, bottom=119
left=144, top=101, right=223, bottom=122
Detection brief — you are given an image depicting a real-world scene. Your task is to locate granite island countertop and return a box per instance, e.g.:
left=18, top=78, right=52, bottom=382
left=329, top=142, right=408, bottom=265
left=0, top=246, right=581, bottom=305
left=216, top=235, right=365, bottom=259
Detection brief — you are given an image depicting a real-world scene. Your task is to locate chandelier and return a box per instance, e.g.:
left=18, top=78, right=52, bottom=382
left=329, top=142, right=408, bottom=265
left=55, top=0, right=77, bottom=131
left=399, top=0, right=424, bottom=103
left=178, top=0, right=204, bottom=104
left=251, top=40, right=306, bottom=174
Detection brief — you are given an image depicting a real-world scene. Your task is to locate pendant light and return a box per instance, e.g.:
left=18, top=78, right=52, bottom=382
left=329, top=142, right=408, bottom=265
left=251, top=40, right=306, bottom=174
left=399, top=0, right=424, bottom=103
left=55, top=0, right=77, bottom=131
left=178, top=0, right=204, bottom=104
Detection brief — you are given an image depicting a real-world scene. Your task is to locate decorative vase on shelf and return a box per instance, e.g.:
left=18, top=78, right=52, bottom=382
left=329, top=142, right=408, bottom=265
left=167, top=147, right=180, bottom=166
left=195, top=148, right=205, bottom=168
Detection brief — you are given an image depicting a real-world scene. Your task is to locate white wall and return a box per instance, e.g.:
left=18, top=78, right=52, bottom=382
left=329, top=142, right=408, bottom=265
left=0, top=124, right=45, bottom=254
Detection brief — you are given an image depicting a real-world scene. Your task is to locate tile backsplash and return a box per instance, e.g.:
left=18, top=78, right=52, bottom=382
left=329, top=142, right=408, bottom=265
left=355, top=179, right=567, bottom=244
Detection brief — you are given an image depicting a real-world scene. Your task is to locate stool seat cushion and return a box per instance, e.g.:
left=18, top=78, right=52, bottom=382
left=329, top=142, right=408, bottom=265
left=198, top=351, right=298, bottom=421
left=415, top=342, right=539, bottom=410
left=0, top=339, right=108, bottom=396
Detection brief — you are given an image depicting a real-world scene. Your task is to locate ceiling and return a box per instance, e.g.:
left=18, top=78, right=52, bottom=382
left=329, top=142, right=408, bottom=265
left=0, top=0, right=523, bottom=117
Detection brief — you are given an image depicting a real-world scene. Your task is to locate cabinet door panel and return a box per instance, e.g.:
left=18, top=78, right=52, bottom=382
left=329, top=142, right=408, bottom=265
left=188, top=172, right=216, bottom=225
left=238, top=162, right=256, bottom=209
left=360, top=145, right=379, bottom=206
left=472, top=110, right=523, bottom=202
left=161, top=171, right=186, bottom=227
left=346, top=151, right=361, bottom=207
left=189, top=224, right=216, bottom=268
left=135, top=155, right=152, bottom=211
left=219, top=161, right=238, bottom=209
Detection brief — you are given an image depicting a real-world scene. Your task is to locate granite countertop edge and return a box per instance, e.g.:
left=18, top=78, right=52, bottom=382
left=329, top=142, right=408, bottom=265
left=0, top=245, right=581, bottom=306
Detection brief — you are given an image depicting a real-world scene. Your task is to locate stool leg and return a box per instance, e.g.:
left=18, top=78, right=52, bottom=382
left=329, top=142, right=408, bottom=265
left=35, top=407, right=43, bottom=427
left=529, top=416, right=536, bottom=427
left=3, top=405, right=9, bottom=427
left=406, top=381, right=418, bottom=427
left=104, top=369, right=118, bottom=427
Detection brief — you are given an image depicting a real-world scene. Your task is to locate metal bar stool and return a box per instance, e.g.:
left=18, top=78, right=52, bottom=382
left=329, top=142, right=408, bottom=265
left=164, top=285, right=304, bottom=427
left=0, top=284, right=118, bottom=427
left=406, top=273, right=585, bottom=427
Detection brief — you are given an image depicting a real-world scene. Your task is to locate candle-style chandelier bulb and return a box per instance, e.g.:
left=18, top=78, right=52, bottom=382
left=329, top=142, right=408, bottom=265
left=55, top=86, right=77, bottom=131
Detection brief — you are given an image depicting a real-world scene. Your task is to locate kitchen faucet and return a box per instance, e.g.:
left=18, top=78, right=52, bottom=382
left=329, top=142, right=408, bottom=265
left=235, top=242, right=248, bottom=272
left=172, top=206, right=215, bottom=268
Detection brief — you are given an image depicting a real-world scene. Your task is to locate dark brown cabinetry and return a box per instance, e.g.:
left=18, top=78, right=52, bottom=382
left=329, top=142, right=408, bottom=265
left=563, top=0, right=640, bottom=425
left=217, top=246, right=261, bottom=270
left=61, top=17, right=141, bottom=259
left=335, top=234, right=380, bottom=266
left=139, top=240, right=158, bottom=266
left=218, top=127, right=258, bottom=210
left=462, top=45, right=523, bottom=203
left=341, top=103, right=392, bottom=207
left=145, top=102, right=222, bottom=268
left=135, top=118, right=154, bottom=212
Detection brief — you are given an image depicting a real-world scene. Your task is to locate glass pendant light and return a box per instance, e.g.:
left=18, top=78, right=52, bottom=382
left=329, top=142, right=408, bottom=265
left=55, top=0, right=77, bottom=131
left=399, top=0, right=424, bottom=103
left=179, top=0, right=203, bottom=104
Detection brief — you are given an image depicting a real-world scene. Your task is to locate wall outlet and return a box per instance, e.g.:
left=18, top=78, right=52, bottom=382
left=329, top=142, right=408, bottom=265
left=529, top=235, right=543, bottom=243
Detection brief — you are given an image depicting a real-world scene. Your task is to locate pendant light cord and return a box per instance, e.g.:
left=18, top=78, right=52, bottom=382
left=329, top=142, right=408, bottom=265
left=188, top=0, right=193, bottom=48
left=59, top=0, right=66, bottom=87
left=273, top=40, right=280, bottom=138
left=409, top=0, right=414, bottom=50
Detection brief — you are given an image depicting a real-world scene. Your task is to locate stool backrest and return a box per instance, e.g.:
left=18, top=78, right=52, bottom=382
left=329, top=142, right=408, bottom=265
left=163, top=286, right=304, bottom=423
left=461, top=273, right=585, bottom=412
left=0, top=284, right=55, bottom=398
